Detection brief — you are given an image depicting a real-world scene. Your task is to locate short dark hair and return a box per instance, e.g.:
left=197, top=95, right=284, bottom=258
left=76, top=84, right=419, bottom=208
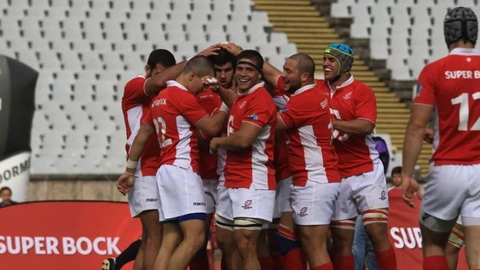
left=0, top=187, right=12, bottom=194
left=182, top=55, right=215, bottom=78
left=236, top=50, right=264, bottom=71
left=288, top=53, right=315, bottom=79
left=209, top=48, right=236, bottom=68
left=147, top=49, right=176, bottom=70
left=391, top=166, right=402, bottom=176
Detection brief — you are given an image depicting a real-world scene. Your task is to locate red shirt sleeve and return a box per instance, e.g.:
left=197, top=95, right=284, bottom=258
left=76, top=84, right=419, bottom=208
left=141, top=107, right=154, bottom=129
left=242, top=93, right=274, bottom=128
left=279, top=95, right=311, bottom=128
left=354, top=84, right=377, bottom=124
left=123, top=77, right=149, bottom=109
left=413, top=64, right=435, bottom=106
left=178, top=91, right=209, bottom=125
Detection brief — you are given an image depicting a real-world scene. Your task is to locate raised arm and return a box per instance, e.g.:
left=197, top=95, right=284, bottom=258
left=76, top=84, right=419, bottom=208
left=144, top=44, right=222, bottom=95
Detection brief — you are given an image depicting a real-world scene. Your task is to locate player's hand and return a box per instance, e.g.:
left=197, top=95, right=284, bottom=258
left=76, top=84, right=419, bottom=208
left=210, top=137, right=221, bottom=154
left=423, top=128, right=434, bottom=144
left=401, top=175, right=420, bottom=208
left=197, top=43, right=221, bottom=57
left=202, top=76, right=221, bottom=92
left=116, top=172, right=135, bottom=195
left=220, top=42, right=243, bottom=56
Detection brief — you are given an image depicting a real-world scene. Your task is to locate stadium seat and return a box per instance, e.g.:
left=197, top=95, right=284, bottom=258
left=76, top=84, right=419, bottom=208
left=1, top=0, right=292, bottom=174
left=330, top=0, right=480, bottom=81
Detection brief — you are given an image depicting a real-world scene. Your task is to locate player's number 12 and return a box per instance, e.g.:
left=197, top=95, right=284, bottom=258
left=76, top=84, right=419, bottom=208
left=451, top=92, right=480, bottom=131
left=153, top=117, right=172, bottom=147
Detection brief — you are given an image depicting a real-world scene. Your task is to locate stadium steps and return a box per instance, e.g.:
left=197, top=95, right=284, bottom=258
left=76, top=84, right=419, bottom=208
left=252, top=0, right=431, bottom=175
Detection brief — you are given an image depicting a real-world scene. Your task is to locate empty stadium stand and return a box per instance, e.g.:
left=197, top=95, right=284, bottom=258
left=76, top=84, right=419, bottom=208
left=253, top=0, right=432, bottom=175
left=0, top=0, right=297, bottom=175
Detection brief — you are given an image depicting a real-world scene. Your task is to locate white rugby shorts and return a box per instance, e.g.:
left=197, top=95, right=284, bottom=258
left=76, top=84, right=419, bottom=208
left=156, top=165, right=206, bottom=222
left=332, top=158, right=389, bottom=221
left=421, top=164, right=480, bottom=227
left=216, top=183, right=275, bottom=224
left=274, top=176, right=293, bottom=219
left=202, top=179, right=218, bottom=214
left=127, top=164, right=160, bottom=218
left=290, top=181, right=340, bottom=225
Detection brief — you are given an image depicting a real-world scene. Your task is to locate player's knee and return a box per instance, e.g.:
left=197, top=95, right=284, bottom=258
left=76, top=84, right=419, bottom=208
left=276, top=224, right=301, bottom=255
left=215, top=215, right=235, bottom=250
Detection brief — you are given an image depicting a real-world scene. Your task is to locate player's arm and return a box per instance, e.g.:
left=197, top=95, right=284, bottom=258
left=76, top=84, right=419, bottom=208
left=213, top=122, right=262, bottom=150
left=333, top=86, right=376, bottom=135
left=144, top=61, right=187, bottom=95
left=124, top=123, right=155, bottom=174
left=332, top=119, right=374, bottom=135
left=144, top=44, right=222, bottom=95
left=263, top=62, right=282, bottom=88
left=403, top=105, right=432, bottom=176
left=196, top=108, right=229, bottom=136
left=213, top=86, right=237, bottom=107
left=181, top=92, right=229, bottom=136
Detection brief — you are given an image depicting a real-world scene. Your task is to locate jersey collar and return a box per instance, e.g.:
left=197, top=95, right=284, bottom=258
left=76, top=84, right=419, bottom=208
left=292, top=82, right=316, bottom=96
left=238, top=82, right=265, bottom=96
left=328, top=75, right=354, bottom=94
left=449, top=47, right=480, bottom=56
left=166, top=80, right=188, bottom=91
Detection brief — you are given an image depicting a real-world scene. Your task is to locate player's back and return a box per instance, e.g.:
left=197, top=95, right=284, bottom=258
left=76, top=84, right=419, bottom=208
left=149, top=82, right=201, bottom=171
left=415, top=48, right=480, bottom=165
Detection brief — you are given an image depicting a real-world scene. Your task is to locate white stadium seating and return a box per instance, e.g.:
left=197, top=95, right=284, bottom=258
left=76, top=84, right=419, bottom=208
left=0, top=0, right=296, bottom=174
left=331, top=0, right=480, bottom=80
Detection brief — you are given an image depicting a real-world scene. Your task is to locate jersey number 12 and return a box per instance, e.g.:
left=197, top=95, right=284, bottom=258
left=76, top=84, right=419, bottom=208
left=153, top=117, right=172, bottom=147
left=451, top=92, right=480, bottom=131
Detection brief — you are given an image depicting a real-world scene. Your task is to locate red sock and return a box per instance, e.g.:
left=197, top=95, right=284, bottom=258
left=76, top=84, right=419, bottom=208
left=423, top=255, right=449, bottom=270
left=189, top=249, right=209, bottom=270
left=332, top=255, right=354, bottom=270
left=375, top=246, right=397, bottom=270
left=312, top=262, right=334, bottom=270
left=283, top=248, right=307, bottom=270
left=271, top=254, right=283, bottom=270
left=259, top=256, right=274, bottom=270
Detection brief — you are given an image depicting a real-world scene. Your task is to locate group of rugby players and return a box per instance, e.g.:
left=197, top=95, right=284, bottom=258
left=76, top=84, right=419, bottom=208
left=107, top=6, right=480, bottom=270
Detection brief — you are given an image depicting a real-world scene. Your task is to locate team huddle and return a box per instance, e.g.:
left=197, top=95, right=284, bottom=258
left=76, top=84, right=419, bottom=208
left=111, top=6, right=480, bottom=270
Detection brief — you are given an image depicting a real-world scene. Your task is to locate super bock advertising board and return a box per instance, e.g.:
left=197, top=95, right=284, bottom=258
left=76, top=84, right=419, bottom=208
left=0, top=54, right=38, bottom=201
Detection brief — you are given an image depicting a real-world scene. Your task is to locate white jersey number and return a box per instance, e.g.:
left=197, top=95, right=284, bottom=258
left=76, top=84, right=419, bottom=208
left=227, top=115, right=235, bottom=136
left=153, top=117, right=172, bottom=148
left=329, top=108, right=350, bottom=141
left=451, top=92, right=480, bottom=131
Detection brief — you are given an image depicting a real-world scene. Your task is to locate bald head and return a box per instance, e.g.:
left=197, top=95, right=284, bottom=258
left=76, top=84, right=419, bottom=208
left=288, top=53, right=315, bottom=79
left=182, top=55, right=215, bottom=78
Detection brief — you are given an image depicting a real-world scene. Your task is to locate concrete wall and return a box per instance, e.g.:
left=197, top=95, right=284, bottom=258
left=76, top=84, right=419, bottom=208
left=28, top=179, right=128, bottom=202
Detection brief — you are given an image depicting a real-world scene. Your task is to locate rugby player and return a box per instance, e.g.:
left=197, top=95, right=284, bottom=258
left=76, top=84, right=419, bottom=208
left=403, top=7, right=480, bottom=269
left=116, top=49, right=176, bottom=270
left=323, top=43, right=396, bottom=270
left=117, top=56, right=229, bottom=270
left=191, top=48, right=236, bottom=270
left=210, top=50, right=277, bottom=270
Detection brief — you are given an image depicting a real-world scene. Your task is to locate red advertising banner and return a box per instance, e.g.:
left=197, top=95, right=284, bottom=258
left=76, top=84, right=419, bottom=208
left=0, top=201, right=141, bottom=270
left=388, top=189, right=468, bottom=270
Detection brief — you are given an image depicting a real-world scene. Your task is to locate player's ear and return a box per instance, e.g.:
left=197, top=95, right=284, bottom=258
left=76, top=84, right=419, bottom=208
left=189, top=71, right=197, bottom=81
